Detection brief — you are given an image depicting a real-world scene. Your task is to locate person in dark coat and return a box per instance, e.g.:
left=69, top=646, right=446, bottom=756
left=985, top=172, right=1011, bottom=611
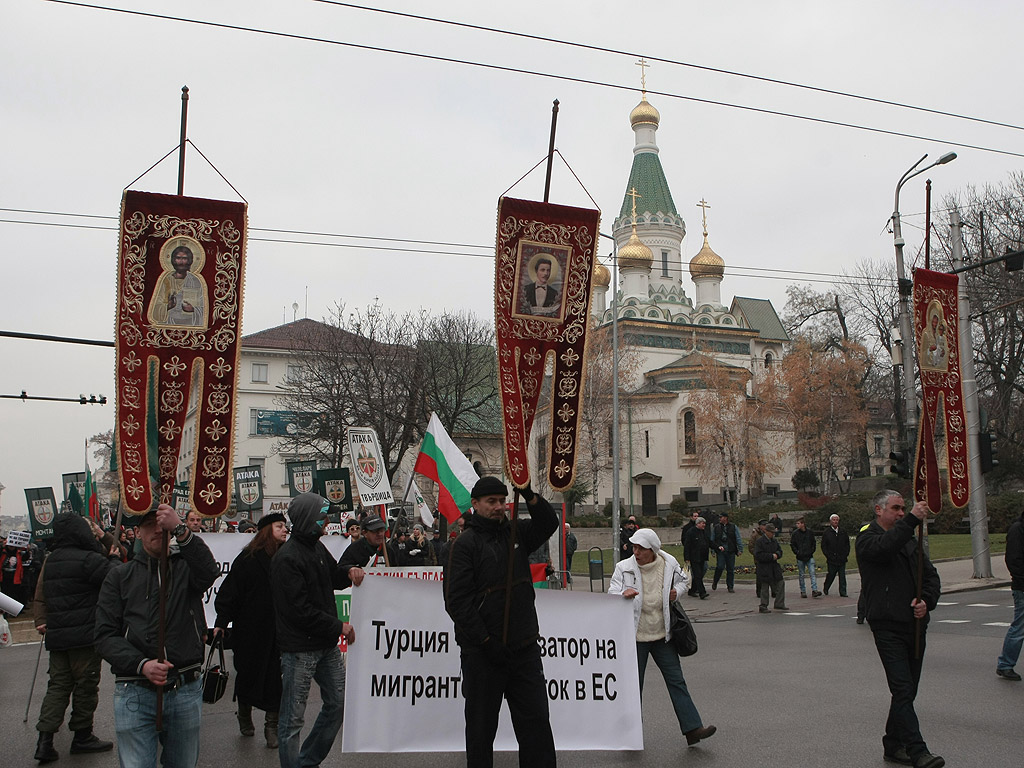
left=857, top=491, right=943, bottom=768
left=214, top=513, right=288, bottom=748
left=271, top=494, right=355, bottom=768
left=790, top=517, right=822, bottom=598
left=754, top=524, right=788, bottom=612
left=443, top=477, right=558, bottom=768
left=32, top=515, right=121, bottom=763
left=338, top=513, right=390, bottom=584
left=683, top=516, right=711, bottom=599
left=821, top=513, right=850, bottom=597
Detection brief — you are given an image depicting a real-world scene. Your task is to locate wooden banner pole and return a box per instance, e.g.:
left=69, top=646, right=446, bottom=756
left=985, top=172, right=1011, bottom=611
left=542, top=99, right=559, bottom=203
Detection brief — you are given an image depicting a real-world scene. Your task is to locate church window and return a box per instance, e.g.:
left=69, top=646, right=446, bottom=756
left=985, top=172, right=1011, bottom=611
left=764, top=352, right=774, bottom=368
left=661, top=250, right=670, bottom=277
left=644, top=430, right=651, bottom=458
left=678, top=410, right=696, bottom=457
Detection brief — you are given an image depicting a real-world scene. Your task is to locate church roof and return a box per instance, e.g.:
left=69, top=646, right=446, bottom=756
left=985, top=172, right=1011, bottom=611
left=730, top=297, right=789, bottom=342
left=652, top=350, right=749, bottom=373
left=618, top=152, right=679, bottom=220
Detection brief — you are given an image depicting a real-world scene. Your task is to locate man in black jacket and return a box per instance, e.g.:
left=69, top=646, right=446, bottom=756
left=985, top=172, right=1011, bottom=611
left=790, top=517, right=822, bottom=598
left=821, top=513, right=850, bottom=597
left=683, top=516, right=711, bottom=599
left=754, top=523, right=788, bottom=613
left=856, top=490, right=943, bottom=768
left=95, top=503, right=219, bottom=768
left=32, top=514, right=120, bottom=763
left=271, top=493, right=355, bottom=768
left=995, top=510, right=1024, bottom=680
left=338, top=512, right=389, bottom=584
left=443, top=477, right=558, bottom=768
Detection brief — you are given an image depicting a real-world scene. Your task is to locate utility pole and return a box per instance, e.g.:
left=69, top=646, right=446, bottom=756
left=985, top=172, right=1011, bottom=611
left=950, top=211, right=992, bottom=578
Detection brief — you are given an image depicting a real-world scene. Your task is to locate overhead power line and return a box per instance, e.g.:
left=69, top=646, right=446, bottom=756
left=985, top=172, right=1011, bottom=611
left=317, top=1, right=1024, bottom=135
left=41, top=0, right=1024, bottom=160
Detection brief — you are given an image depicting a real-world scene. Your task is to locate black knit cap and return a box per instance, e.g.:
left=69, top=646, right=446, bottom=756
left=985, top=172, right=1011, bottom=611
left=257, top=512, right=286, bottom=530
left=471, top=476, right=508, bottom=499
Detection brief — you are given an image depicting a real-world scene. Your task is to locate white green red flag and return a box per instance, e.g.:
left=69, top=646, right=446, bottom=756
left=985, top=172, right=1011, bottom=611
left=413, top=413, right=478, bottom=523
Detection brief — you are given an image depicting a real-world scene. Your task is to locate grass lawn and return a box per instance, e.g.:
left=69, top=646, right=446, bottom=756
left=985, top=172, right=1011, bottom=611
left=575, top=533, right=1007, bottom=579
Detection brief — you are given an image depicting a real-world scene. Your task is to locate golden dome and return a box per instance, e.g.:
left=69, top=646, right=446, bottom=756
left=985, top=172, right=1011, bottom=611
left=593, top=262, right=611, bottom=288
left=689, top=235, right=725, bottom=279
left=629, top=96, right=660, bottom=127
left=618, top=231, right=653, bottom=269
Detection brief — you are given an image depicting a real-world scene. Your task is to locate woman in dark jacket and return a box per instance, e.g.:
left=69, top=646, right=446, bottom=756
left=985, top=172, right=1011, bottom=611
left=214, top=513, right=288, bottom=748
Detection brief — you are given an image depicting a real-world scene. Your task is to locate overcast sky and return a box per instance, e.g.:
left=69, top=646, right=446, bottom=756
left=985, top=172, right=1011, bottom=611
left=4, top=0, right=1024, bottom=519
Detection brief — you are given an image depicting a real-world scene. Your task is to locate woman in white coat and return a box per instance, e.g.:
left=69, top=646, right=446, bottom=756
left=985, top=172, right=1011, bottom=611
left=609, top=528, right=716, bottom=747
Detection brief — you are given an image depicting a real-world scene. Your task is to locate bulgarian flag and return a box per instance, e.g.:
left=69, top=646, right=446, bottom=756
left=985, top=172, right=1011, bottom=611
left=413, top=413, right=478, bottom=524
left=84, top=439, right=99, bottom=521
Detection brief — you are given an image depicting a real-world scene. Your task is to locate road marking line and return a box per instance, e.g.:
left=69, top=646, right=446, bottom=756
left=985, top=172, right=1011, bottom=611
left=937, top=601, right=959, bottom=606
left=783, top=612, right=809, bottom=616
left=984, top=622, right=1011, bottom=627
left=815, top=614, right=845, bottom=617
left=967, top=603, right=999, bottom=607
left=937, top=619, right=970, bottom=624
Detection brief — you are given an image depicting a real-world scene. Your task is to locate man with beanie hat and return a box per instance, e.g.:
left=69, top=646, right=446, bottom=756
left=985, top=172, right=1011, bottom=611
left=443, top=476, right=558, bottom=768
left=94, top=503, right=220, bottom=768
left=271, top=493, right=355, bottom=768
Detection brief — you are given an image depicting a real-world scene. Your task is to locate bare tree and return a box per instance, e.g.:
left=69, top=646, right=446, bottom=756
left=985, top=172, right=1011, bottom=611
left=89, top=429, right=121, bottom=508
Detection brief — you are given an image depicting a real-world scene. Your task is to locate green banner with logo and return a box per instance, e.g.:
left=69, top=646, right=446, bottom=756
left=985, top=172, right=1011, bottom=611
left=25, top=487, right=59, bottom=539
left=286, top=460, right=318, bottom=497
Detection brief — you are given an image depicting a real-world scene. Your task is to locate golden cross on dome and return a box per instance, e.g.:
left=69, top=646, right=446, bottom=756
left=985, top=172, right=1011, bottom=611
left=636, top=58, right=650, bottom=95
left=697, top=198, right=711, bottom=237
left=627, top=187, right=642, bottom=228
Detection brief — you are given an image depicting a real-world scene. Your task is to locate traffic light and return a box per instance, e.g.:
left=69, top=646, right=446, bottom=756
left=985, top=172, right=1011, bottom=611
left=980, top=432, right=999, bottom=473
left=889, top=450, right=911, bottom=479
left=1005, top=247, right=1023, bottom=272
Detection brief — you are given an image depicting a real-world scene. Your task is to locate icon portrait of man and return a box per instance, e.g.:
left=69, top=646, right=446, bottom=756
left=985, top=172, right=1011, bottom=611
left=147, top=239, right=209, bottom=328
left=920, top=300, right=949, bottom=372
left=519, top=252, right=564, bottom=318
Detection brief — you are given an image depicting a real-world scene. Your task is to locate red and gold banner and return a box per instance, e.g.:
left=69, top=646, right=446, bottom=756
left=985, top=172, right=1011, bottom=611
left=912, top=268, right=969, bottom=510
left=494, top=197, right=600, bottom=491
left=115, top=191, right=247, bottom=516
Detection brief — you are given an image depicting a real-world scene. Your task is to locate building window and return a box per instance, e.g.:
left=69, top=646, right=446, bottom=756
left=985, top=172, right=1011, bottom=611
left=684, top=489, right=699, bottom=503
left=249, top=408, right=258, bottom=435
left=765, top=485, right=779, bottom=498
left=764, top=352, right=774, bottom=368
left=873, top=436, right=883, bottom=456
left=644, top=430, right=651, bottom=458
left=286, top=365, right=303, bottom=383
left=683, top=411, right=696, bottom=455
left=252, top=363, right=268, bottom=383
left=661, top=250, right=670, bottom=277
left=875, top=465, right=884, bottom=476
left=538, top=435, right=547, bottom=470
left=248, top=457, right=266, bottom=470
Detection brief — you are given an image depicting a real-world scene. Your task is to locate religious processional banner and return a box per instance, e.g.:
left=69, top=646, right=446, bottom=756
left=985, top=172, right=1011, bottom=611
left=342, top=575, right=643, bottom=753
left=494, top=197, right=600, bottom=490
left=115, top=191, right=247, bottom=517
left=912, top=268, right=969, bottom=510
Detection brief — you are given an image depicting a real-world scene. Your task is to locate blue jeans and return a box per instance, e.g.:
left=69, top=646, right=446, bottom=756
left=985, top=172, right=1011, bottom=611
left=872, top=626, right=929, bottom=760
left=278, top=647, right=345, bottom=768
left=636, top=640, right=703, bottom=735
left=113, top=678, right=202, bottom=768
left=797, top=557, right=818, bottom=593
left=997, top=589, right=1024, bottom=671
left=712, top=551, right=736, bottom=590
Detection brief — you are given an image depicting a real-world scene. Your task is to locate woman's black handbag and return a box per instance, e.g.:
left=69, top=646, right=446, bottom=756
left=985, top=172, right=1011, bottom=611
left=669, top=600, right=698, bottom=657
left=202, top=634, right=229, bottom=703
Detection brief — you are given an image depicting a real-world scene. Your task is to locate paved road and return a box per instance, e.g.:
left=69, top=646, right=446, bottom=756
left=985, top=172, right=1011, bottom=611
left=2, top=583, right=1019, bottom=768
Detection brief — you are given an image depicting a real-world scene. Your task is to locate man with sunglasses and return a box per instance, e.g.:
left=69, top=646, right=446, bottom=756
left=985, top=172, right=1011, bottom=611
left=271, top=493, right=355, bottom=768
left=857, top=490, right=942, bottom=768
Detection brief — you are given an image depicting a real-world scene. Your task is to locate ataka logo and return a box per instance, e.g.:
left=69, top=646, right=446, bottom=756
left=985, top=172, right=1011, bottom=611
left=324, top=478, right=348, bottom=503
left=293, top=468, right=314, bottom=494
left=239, top=481, right=261, bottom=505
left=356, top=445, right=382, bottom=488
left=33, top=499, right=55, bottom=526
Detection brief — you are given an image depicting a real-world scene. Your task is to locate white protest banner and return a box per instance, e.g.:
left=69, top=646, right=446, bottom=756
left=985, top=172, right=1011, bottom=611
left=347, top=427, right=394, bottom=505
left=5, top=530, right=32, bottom=549
left=0, top=592, right=25, bottom=617
left=197, top=533, right=350, bottom=628
left=342, top=576, right=643, bottom=753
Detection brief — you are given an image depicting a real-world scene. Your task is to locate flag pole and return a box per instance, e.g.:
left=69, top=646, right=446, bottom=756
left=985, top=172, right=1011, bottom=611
left=501, top=488, right=521, bottom=645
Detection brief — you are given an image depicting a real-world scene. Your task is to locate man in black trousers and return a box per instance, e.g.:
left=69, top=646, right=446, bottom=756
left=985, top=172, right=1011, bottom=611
left=443, top=477, right=558, bottom=768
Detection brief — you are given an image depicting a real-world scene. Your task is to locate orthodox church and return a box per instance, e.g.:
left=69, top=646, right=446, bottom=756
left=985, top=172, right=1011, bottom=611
left=541, top=80, right=794, bottom=515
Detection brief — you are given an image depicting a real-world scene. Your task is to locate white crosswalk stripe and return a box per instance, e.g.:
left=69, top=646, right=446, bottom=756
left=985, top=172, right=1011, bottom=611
left=967, top=603, right=999, bottom=608
left=984, top=622, right=1012, bottom=627
left=937, top=601, right=959, bottom=606
left=937, top=619, right=970, bottom=624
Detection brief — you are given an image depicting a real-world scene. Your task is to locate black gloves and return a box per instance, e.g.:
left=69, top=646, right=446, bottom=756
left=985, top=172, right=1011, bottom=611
left=521, top=484, right=537, bottom=505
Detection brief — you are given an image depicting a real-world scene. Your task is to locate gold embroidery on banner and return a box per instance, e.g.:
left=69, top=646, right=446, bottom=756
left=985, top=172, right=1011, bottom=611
left=200, top=483, right=223, bottom=506
left=121, top=414, right=141, bottom=437
left=158, top=419, right=182, bottom=441
left=126, top=477, right=145, bottom=500
left=207, top=385, right=231, bottom=414
left=122, top=443, right=143, bottom=473
left=202, top=448, right=227, bottom=479
left=160, top=382, right=185, bottom=413
left=163, top=355, right=187, bottom=377
left=204, top=419, right=227, bottom=441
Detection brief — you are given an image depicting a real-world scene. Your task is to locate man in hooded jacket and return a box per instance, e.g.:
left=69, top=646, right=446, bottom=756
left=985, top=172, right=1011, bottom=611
left=32, top=514, right=121, bottom=763
left=443, top=477, right=558, bottom=768
left=271, top=492, right=355, bottom=768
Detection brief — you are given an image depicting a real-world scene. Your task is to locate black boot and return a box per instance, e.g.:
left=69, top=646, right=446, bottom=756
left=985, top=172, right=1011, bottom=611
left=70, top=729, right=113, bottom=754
left=34, top=732, right=59, bottom=763
left=237, top=703, right=255, bottom=737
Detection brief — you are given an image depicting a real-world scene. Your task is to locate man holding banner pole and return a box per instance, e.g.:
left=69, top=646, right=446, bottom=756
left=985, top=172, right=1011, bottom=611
left=443, top=476, right=558, bottom=768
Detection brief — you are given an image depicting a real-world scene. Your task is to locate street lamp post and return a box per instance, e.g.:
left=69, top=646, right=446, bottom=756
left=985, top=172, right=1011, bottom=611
left=599, top=232, right=620, bottom=559
left=891, top=152, right=957, bottom=455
